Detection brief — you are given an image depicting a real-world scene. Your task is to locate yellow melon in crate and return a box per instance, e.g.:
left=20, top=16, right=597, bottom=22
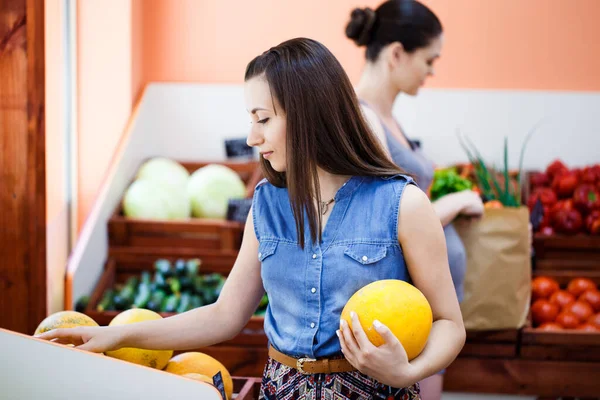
left=341, top=279, right=432, bottom=360
left=34, top=311, right=99, bottom=335
left=105, top=309, right=173, bottom=370
left=165, top=352, right=233, bottom=399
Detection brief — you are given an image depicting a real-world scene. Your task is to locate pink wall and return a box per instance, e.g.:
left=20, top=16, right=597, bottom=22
left=77, top=0, right=133, bottom=231
left=136, top=0, right=600, bottom=92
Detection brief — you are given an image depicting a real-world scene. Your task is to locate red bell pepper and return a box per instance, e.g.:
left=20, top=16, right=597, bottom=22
left=573, top=184, right=600, bottom=215
left=546, top=159, right=568, bottom=179
left=529, top=172, right=549, bottom=188
left=585, top=210, right=600, bottom=235
left=552, top=171, right=579, bottom=198
left=527, top=187, right=557, bottom=211
left=551, top=199, right=583, bottom=235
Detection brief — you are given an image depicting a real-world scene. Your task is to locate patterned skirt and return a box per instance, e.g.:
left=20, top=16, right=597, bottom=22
left=259, top=357, right=421, bottom=400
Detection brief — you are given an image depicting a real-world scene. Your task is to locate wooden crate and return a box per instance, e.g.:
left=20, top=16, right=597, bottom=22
left=533, top=235, right=600, bottom=270
left=84, top=253, right=268, bottom=348
left=232, top=377, right=262, bottom=400
left=108, top=160, right=262, bottom=252
left=525, top=170, right=600, bottom=270
left=460, top=329, right=520, bottom=358
left=445, top=357, right=600, bottom=398
left=520, top=270, right=600, bottom=362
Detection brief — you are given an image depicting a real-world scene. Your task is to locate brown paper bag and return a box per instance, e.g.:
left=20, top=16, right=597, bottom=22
left=454, top=206, right=531, bottom=330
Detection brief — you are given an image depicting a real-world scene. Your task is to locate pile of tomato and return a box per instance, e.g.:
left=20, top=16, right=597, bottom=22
left=531, top=276, right=600, bottom=331
left=528, top=159, right=600, bottom=235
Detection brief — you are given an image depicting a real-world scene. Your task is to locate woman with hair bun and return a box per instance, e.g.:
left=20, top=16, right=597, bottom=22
left=347, top=2, right=484, bottom=399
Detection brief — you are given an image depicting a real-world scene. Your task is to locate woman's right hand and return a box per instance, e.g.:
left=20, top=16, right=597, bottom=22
left=35, top=325, right=124, bottom=353
left=458, top=190, right=484, bottom=217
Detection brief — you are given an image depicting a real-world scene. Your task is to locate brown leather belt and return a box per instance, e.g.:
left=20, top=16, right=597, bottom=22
left=268, top=346, right=356, bottom=375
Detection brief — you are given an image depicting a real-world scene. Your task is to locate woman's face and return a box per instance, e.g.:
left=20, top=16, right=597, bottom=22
left=393, top=34, right=443, bottom=96
left=245, top=76, right=288, bottom=172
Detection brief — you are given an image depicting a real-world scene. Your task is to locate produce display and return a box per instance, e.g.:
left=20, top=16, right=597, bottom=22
left=530, top=275, right=600, bottom=331
left=528, top=159, right=600, bottom=235
left=340, top=279, right=432, bottom=361
left=95, top=258, right=268, bottom=317
left=33, top=310, right=235, bottom=399
left=122, top=158, right=247, bottom=220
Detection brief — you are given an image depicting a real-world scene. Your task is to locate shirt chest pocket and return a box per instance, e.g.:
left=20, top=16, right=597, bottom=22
left=258, top=240, right=278, bottom=262
left=343, top=243, right=389, bottom=265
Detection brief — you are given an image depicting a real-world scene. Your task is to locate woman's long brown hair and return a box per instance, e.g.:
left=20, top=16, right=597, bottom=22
left=245, top=37, right=406, bottom=248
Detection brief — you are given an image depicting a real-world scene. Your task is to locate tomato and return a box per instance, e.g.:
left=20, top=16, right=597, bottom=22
left=578, top=289, right=600, bottom=312
left=563, top=301, right=594, bottom=323
left=555, top=311, right=580, bottom=329
left=588, top=313, right=600, bottom=328
left=531, top=299, right=560, bottom=326
left=531, top=276, right=560, bottom=301
left=567, top=278, right=597, bottom=297
left=537, top=322, right=563, bottom=331
left=576, top=323, right=600, bottom=332
left=549, top=290, right=576, bottom=310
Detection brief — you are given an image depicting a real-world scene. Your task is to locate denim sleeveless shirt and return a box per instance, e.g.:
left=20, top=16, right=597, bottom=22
left=252, top=174, right=415, bottom=359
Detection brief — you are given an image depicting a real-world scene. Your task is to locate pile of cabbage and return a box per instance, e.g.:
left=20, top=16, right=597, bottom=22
left=122, top=157, right=246, bottom=220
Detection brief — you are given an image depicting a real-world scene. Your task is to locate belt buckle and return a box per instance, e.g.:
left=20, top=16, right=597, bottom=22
left=296, top=357, right=316, bottom=375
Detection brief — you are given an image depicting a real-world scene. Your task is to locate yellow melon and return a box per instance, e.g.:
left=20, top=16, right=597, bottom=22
left=104, top=309, right=173, bottom=370
left=34, top=311, right=98, bottom=335
left=165, top=352, right=233, bottom=399
left=341, top=279, right=432, bottom=360
left=182, top=373, right=214, bottom=384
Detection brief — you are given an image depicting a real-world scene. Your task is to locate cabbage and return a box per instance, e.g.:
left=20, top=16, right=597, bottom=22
left=136, top=157, right=190, bottom=189
left=187, top=164, right=246, bottom=219
left=123, top=179, right=191, bottom=220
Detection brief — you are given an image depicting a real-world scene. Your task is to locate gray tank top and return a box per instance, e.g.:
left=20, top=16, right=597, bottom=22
left=361, top=101, right=467, bottom=302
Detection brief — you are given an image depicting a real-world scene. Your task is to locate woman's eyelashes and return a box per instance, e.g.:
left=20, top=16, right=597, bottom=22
left=258, top=118, right=270, bottom=124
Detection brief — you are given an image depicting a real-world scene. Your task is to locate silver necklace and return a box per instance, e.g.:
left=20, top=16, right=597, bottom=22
left=320, top=198, right=335, bottom=215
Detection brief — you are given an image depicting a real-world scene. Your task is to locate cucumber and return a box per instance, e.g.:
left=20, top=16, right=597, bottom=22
left=146, top=290, right=166, bottom=312
left=176, top=293, right=192, bottom=313
left=154, top=259, right=173, bottom=278
left=174, top=259, right=187, bottom=277
left=140, top=271, right=151, bottom=286
left=186, top=258, right=201, bottom=278
left=153, top=272, right=169, bottom=292
left=96, top=289, right=115, bottom=312
left=162, top=294, right=180, bottom=313
left=133, top=286, right=151, bottom=308
left=190, top=295, right=204, bottom=309
left=168, top=277, right=181, bottom=295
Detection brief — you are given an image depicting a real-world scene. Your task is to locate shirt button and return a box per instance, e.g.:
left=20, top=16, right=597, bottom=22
left=310, top=322, right=315, bottom=328
left=362, top=255, right=368, bottom=262
left=312, top=254, right=317, bottom=259
left=311, top=288, right=316, bottom=293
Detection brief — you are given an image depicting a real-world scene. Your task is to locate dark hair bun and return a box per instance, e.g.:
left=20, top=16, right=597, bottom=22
left=345, top=8, right=377, bottom=46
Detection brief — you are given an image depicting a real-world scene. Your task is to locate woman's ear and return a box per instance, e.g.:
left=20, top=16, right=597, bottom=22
left=387, top=42, right=405, bottom=67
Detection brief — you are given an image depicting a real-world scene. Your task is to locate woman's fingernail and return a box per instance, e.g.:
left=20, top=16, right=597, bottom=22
left=350, top=311, right=356, bottom=319
left=373, top=320, right=382, bottom=329
left=340, top=319, right=346, bottom=328
left=336, top=330, right=341, bottom=338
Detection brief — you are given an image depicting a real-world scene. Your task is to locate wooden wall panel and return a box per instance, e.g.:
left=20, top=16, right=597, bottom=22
left=0, top=0, right=47, bottom=334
